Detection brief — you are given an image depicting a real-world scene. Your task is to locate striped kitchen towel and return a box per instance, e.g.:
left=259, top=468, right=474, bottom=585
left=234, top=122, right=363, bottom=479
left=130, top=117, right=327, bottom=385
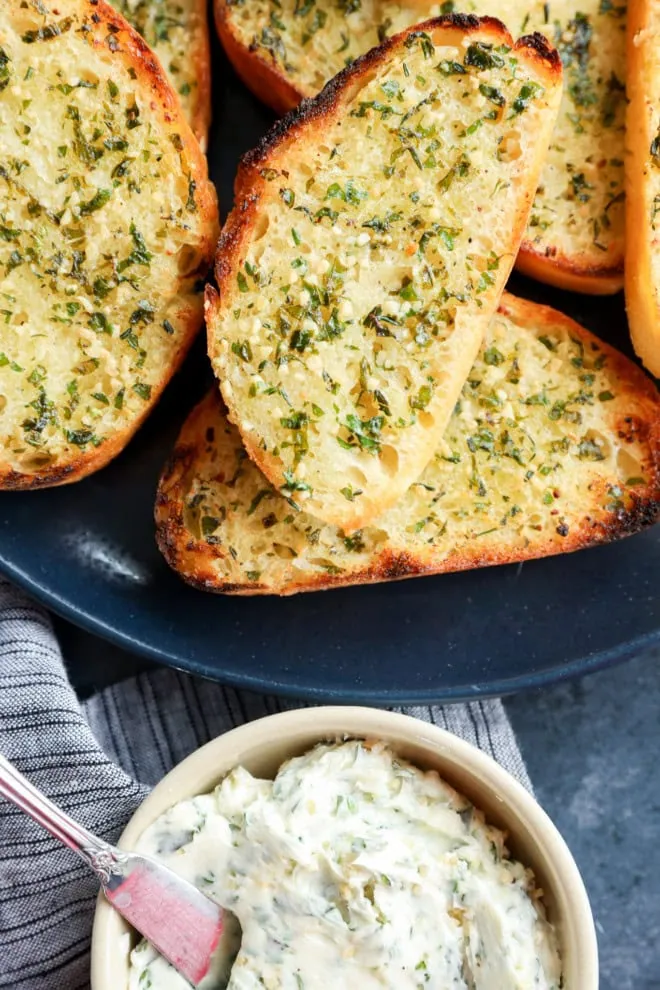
left=0, top=578, right=531, bottom=990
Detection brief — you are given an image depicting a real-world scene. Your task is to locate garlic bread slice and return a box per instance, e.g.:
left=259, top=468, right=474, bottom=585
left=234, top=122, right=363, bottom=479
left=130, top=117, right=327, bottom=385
left=625, top=0, right=660, bottom=377
left=0, top=0, right=218, bottom=489
left=113, top=0, right=211, bottom=148
left=216, top=0, right=627, bottom=294
left=158, top=293, right=660, bottom=595
left=207, top=16, right=562, bottom=531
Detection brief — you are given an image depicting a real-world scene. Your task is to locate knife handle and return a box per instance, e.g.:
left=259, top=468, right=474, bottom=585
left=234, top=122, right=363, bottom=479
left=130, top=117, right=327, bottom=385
left=0, top=752, right=126, bottom=884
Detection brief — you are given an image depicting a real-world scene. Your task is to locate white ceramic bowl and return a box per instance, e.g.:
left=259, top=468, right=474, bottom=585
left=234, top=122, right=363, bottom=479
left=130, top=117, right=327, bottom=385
left=91, top=706, right=598, bottom=989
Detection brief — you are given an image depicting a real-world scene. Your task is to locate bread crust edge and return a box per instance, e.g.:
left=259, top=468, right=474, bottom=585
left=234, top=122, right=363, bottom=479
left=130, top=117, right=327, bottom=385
left=517, top=244, right=624, bottom=296
left=624, top=0, right=660, bottom=377
left=188, top=0, right=213, bottom=150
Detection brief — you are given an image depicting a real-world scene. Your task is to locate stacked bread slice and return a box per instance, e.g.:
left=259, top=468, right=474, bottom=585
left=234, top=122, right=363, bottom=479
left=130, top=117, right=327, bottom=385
left=214, top=0, right=660, bottom=381
left=157, top=292, right=660, bottom=594
left=207, top=17, right=563, bottom=530
left=156, top=15, right=660, bottom=595
left=216, top=0, right=627, bottom=295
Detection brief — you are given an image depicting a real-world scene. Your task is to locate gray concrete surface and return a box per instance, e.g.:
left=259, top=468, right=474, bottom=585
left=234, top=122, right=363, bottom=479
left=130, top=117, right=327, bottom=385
left=507, top=652, right=660, bottom=990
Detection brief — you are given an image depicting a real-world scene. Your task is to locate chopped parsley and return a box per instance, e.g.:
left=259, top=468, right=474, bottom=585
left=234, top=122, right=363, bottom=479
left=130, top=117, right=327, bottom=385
left=339, top=414, right=384, bottom=454
left=464, top=42, right=505, bottom=71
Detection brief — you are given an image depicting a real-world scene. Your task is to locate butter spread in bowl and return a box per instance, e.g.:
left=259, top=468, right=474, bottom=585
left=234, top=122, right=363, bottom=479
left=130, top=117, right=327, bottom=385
left=128, top=740, right=562, bottom=989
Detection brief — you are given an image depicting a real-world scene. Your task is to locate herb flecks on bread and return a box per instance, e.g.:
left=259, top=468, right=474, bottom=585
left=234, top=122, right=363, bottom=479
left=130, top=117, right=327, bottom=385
left=208, top=17, right=562, bottom=531
left=0, top=0, right=218, bottom=489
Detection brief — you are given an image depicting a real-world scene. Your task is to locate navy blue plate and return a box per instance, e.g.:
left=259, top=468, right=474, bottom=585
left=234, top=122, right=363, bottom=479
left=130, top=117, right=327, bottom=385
left=1, top=39, right=659, bottom=703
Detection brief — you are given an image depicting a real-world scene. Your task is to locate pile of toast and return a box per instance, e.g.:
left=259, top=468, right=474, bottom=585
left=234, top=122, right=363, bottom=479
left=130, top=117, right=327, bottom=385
left=2, top=0, right=660, bottom=596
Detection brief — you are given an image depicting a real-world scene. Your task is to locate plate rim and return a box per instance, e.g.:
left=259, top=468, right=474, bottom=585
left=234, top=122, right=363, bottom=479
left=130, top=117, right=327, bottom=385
left=2, top=553, right=658, bottom=703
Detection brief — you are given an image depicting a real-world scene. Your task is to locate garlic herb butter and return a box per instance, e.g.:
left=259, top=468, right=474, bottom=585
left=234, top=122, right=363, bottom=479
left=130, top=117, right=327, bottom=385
left=129, top=741, right=562, bottom=990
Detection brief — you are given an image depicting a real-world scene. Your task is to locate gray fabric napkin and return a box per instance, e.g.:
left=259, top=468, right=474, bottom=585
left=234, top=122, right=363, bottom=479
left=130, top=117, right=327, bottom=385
left=0, top=578, right=531, bottom=990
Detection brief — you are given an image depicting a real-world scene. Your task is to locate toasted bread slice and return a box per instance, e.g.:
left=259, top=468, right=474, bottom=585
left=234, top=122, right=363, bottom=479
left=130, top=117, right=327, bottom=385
left=113, top=0, right=211, bottom=149
left=216, top=0, right=626, bottom=294
left=625, top=0, right=660, bottom=378
left=207, top=17, right=562, bottom=531
left=157, top=293, right=660, bottom=595
left=0, top=0, right=218, bottom=490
